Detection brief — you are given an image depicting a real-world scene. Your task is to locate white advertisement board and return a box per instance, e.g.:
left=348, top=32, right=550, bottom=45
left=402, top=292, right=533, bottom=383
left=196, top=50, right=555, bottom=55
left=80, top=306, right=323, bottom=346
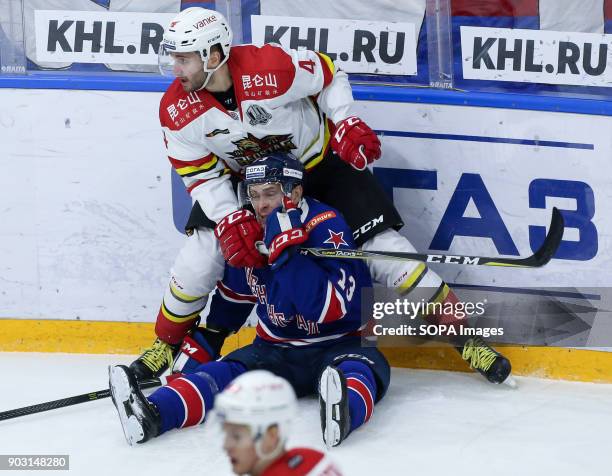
left=34, top=10, right=175, bottom=65
left=0, top=88, right=610, bottom=323
left=251, top=15, right=417, bottom=75
left=350, top=100, right=612, bottom=290
left=461, top=26, right=612, bottom=87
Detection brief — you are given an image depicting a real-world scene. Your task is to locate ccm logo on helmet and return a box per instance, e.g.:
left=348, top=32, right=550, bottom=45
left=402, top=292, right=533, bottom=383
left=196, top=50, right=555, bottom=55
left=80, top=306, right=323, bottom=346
left=193, top=16, right=217, bottom=30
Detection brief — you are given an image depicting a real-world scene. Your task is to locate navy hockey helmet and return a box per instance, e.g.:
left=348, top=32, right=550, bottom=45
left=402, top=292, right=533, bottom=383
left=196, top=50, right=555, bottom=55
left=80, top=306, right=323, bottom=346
left=241, top=153, right=305, bottom=203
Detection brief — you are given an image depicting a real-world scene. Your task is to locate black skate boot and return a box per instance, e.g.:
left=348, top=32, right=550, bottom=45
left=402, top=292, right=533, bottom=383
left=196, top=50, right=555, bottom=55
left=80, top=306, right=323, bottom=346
left=129, top=338, right=178, bottom=381
left=319, top=366, right=351, bottom=447
left=457, top=337, right=512, bottom=384
left=109, top=365, right=161, bottom=445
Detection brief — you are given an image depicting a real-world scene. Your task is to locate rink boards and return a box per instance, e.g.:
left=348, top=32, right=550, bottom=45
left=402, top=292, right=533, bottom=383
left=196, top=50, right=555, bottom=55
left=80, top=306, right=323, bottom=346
left=0, top=84, right=611, bottom=381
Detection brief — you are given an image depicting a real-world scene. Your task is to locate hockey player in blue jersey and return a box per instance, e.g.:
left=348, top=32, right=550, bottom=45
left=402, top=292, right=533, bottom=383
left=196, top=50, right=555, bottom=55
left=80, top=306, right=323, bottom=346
left=109, top=153, right=390, bottom=448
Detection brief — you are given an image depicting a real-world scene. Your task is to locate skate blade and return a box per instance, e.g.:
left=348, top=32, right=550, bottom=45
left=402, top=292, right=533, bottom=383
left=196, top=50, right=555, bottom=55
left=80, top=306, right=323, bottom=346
left=502, top=375, right=518, bottom=389
left=320, top=367, right=342, bottom=448
left=109, top=366, right=144, bottom=446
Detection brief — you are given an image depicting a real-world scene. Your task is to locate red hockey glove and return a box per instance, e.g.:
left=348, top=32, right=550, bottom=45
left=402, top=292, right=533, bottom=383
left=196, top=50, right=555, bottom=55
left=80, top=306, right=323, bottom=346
left=171, top=327, right=229, bottom=374
left=331, top=116, right=381, bottom=171
left=214, top=209, right=267, bottom=268
left=263, top=197, right=308, bottom=269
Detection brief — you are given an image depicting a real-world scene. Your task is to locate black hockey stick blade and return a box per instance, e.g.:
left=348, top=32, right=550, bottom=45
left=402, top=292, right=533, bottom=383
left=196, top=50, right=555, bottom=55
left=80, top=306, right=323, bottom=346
left=300, top=207, right=564, bottom=268
left=0, top=377, right=161, bottom=422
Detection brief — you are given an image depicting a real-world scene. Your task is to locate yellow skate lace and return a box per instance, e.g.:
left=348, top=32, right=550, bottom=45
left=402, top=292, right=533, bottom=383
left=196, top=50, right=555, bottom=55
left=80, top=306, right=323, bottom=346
left=461, top=338, right=498, bottom=372
left=140, top=339, right=174, bottom=373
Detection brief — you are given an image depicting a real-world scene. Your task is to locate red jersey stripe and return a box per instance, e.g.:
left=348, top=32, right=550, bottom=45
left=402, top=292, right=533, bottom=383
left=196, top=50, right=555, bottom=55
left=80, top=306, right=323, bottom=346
left=318, top=282, right=346, bottom=324
left=168, top=154, right=216, bottom=170
left=217, top=280, right=258, bottom=304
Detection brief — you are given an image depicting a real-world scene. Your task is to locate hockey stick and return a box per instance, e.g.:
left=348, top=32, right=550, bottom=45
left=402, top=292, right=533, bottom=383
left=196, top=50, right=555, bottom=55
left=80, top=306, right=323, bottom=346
left=0, top=377, right=161, bottom=422
left=300, top=207, right=564, bottom=268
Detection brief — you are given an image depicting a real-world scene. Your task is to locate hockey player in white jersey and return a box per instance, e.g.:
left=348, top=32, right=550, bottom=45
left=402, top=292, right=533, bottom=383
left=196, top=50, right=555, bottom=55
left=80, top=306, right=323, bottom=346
left=216, top=371, right=342, bottom=476
left=130, top=6, right=511, bottom=387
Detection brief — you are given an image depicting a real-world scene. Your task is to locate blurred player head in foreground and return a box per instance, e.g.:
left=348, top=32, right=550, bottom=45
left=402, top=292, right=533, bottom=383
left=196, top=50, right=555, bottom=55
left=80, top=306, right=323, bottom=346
left=215, top=370, right=297, bottom=475
left=241, top=153, right=305, bottom=227
left=159, top=7, right=233, bottom=91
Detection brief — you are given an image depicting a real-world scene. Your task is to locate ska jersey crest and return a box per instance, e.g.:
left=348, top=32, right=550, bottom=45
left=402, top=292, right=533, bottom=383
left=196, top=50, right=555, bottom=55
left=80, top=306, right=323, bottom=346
left=324, top=230, right=348, bottom=249
left=227, top=133, right=297, bottom=167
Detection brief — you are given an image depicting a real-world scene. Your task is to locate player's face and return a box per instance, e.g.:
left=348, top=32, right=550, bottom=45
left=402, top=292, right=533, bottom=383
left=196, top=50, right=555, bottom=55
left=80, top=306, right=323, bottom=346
left=249, top=183, right=303, bottom=227
left=249, top=183, right=285, bottom=226
left=171, top=52, right=206, bottom=92
left=222, top=423, right=258, bottom=475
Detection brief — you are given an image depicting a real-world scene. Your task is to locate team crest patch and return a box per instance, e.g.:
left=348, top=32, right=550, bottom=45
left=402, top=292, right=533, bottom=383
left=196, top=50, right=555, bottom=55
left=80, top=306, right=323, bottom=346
left=305, top=211, right=336, bottom=233
left=246, top=104, right=272, bottom=126
left=324, top=229, right=348, bottom=249
left=227, top=133, right=297, bottom=166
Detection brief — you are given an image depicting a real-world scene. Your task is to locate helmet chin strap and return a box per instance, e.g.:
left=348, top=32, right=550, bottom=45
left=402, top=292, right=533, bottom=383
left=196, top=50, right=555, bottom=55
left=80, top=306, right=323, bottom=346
left=197, top=51, right=230, bottom=90
left=196, top=70, right=213, bottom=90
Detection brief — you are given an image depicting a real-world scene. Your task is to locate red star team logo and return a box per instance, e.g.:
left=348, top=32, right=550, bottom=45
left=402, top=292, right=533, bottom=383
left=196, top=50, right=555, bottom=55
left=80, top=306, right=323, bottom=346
left=324, top=230, right=348, bottom=249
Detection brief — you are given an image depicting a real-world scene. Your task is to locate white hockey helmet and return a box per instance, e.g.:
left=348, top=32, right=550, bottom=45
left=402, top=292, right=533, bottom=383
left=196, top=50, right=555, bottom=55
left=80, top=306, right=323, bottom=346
left=159, top=7, right=233, bottom=86
left=215, top=371, right=297, bottom=456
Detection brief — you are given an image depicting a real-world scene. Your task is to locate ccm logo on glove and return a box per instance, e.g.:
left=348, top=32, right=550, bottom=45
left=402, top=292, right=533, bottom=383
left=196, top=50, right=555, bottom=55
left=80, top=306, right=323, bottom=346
left=214, top=209, right=266, bottom=268
left=264, top=197, right=309, bottom=269
left=331, top=116, right=381, bottom=171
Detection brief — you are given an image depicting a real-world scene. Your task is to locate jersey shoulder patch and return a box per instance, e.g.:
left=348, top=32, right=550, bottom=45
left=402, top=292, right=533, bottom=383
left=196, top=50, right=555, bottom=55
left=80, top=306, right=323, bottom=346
left=303, top=198, right=355, bottom=249
left=229, top=44, right=295, bottom=100
left=159, top=79, right=216, bottom=131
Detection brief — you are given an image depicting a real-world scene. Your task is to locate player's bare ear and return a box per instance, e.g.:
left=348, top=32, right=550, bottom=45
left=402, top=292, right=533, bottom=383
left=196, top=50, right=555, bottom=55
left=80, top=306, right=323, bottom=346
left=291, top=185, right=303, bottom=205
left=207, top=45, right=223, bottom=68
left=261, top=424, right=281, bottom=454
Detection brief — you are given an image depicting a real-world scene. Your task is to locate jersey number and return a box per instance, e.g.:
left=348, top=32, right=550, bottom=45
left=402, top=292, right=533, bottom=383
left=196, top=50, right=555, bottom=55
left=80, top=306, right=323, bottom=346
left=337, top=269, right=356, bottom=302
left=299, top=59, right=316, bottom=74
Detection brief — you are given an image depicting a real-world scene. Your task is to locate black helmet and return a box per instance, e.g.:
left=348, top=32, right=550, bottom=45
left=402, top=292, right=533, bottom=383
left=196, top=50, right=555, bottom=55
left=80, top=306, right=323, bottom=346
left=241, top=153, right=304, bottom=204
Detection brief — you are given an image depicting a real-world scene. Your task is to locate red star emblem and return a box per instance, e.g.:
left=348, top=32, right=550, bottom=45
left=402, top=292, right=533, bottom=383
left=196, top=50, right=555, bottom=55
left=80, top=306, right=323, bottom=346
left=324, top=230, right=348, bottom=249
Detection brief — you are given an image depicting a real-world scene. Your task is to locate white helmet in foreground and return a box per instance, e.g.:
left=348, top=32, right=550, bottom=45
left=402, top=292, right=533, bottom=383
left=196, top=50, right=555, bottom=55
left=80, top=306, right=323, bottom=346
left=159, top=7, right=233, bottom=87
left=215, top=371, right=297, bottom=458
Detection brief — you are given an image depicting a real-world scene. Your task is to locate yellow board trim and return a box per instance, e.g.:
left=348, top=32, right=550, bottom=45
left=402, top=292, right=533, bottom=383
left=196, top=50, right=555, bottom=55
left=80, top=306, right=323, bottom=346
left=1, top=319, right=611, bottom=383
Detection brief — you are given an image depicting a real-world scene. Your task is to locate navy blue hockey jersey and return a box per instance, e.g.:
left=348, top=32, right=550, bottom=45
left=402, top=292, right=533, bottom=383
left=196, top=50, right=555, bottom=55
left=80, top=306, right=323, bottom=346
left=207, top=197, right=372, bottom=346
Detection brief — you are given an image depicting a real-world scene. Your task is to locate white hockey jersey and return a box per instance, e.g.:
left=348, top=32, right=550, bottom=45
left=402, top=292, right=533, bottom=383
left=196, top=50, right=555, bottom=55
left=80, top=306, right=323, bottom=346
left=159, top=43, right=354, bottom=222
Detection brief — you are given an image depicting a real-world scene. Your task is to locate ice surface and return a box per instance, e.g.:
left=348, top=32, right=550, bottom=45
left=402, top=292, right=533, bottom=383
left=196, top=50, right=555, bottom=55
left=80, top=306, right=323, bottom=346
left=0, top=353, right=610, bottom=475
